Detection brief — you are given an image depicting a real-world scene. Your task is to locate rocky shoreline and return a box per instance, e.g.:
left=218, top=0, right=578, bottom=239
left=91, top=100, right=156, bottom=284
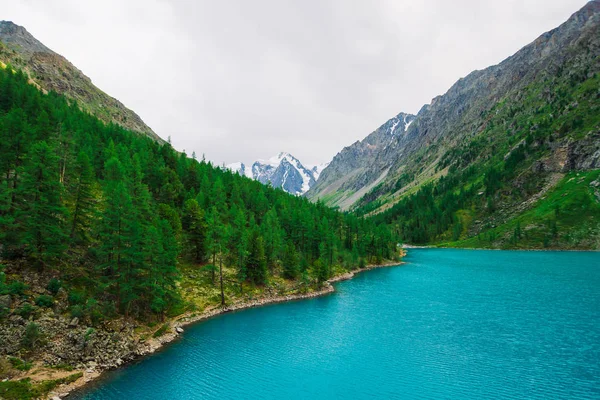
left=51, top=260, right=402, bottom=399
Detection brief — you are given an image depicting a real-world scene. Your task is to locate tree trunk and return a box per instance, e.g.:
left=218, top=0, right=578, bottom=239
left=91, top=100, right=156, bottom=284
left=212, top=253, right=216, bottom=283
left=219, top=253, right=225, bottom=306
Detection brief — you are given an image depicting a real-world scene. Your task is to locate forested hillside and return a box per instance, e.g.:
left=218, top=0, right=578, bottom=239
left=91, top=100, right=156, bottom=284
left=358, top=50, right=600, bottom=248
left=0, top=65, right=398, bottom=328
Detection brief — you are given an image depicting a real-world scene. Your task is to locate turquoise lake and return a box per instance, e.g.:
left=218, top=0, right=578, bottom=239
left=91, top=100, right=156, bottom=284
left=74, top=249, right=600, bottom=399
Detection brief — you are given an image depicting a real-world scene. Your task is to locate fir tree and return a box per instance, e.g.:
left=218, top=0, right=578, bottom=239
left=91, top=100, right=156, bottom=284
left=246, top=228, right=267, bottom=285
left=18, top=141, right=68, bottom=268
left=182, top=199, right=207, bottom=263
left=70, top=151, right=96, bottom=244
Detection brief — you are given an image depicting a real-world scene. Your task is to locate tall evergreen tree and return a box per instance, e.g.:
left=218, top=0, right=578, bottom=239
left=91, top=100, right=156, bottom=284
left=97, top=157, right=135, bottom=310
left=70, top=151, right=96, bottom=244
left=18, top=141, right=68, bottom=268
left=246, top=228, right=267, bottom=285
left=182, top=199, right=206, bottom=263
left=282, top=241, right=299, bottom=280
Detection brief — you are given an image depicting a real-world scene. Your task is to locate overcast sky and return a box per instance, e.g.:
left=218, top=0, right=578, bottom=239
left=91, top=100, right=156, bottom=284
left=4, top=0, right=589, bottom=166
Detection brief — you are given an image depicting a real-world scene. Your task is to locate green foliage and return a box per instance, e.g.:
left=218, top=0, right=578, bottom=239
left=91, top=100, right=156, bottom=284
left=0, top=66, right=397, bottom=321
left=355, top=48, right=600, bottom=249
left=46, top=278, right=61, bottom=296
left=313, top=259, right=330, bottom=283
left=8, top=357, right=32, bottom=371
left=50, top=363, right=74, bottom=371
left=246, top=229, right=267, bottom=285
left=7, top=281, right=28, bottom=296
left=69, top=305, right=84, bottom=319
left=34, top=295, right=54, bottom=308
left=21, top=322, right=42, bottom=349
left=452, top=171, right=600, bottom=249
left=67, top=290, right=85, bottom=306
left=83, top=327, right=95, bottom=342
left=153, top=323, right=170, bottom=338
left=0, top=373, right=83, bottom=400
left=17, top=141, right=68, bottom=268
left=15, top=303, right=35, bottom=319
left=282, top=241, right=300, bottom=280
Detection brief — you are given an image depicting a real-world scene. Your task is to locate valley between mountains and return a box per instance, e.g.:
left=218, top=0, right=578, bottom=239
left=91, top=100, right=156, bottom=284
left=0, top=1, right=599, bottom=399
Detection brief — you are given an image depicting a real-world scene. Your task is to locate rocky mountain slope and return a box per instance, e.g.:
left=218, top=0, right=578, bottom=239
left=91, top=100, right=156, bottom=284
left=308, top=1, right=600, bottom=248
left=306, top=112, right=414, bottom=208
left=227, top=152, right=328, bottom=195
left=0, top=20, right=161, bottom=141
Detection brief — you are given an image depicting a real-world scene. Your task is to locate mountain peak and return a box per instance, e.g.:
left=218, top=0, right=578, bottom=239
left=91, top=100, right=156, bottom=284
left=226, top=152, right=323, bottom=195
left=0, top=21, right=161, bottom=141
left=0, top=21, right=53, bottom=54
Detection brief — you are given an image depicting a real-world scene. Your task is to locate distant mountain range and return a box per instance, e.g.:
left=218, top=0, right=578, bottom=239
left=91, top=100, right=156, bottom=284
left=226, top=152, right=328, bottom=195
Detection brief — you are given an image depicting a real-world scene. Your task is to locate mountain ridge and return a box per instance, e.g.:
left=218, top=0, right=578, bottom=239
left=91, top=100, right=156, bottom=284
left=227, top=152, right=327, bottom=195
left=0, top=20, right=161, bottom=141
left=306, top=111, right=415, bottom=209
left=308, top=1, right=600, bottom=248
left=309, top=1, right=600, bottom=211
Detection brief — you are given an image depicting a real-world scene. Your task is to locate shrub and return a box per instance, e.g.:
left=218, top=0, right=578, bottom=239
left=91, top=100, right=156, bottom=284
left=21, top=323, right=42, bottom=349
left=69, top=305, right=84, bottom=319
left=67, top=290, right=85, bottom=305
left=7, top=281, right=28, bottom=296
left=46, top=279, right=62, bottom=295
left=83, top=328, right=95, bottom=343
left=16, top=303, right=36, bottom=319
left=34, top=295, right=54, bottom=308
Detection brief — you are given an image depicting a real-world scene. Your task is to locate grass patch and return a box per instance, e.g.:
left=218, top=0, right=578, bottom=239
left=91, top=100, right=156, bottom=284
left=0, top=372, right=82, bottom=400
left=8, top=358, right=32, bottom=371
left=152, top=323, right=170, bottom=338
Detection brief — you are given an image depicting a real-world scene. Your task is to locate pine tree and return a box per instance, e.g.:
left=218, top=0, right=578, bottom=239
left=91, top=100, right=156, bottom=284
left=282, top=241, right=299, bottom=280
left=145, top=220, right=180, bottom=317
left=205, top=206, right=223, bottom=283
left=262, top=208, right=283, bottom=271
left=182, top=199, right=207, bottom=263
left=228, top=205, right=247, bottom=293
left=97, top=157, right=135, bottom=310
left=18, top=141, right=68, bottom=268
left=246, top=228, right=267, bottom=285
left=70, top=151, right=96, bottom=244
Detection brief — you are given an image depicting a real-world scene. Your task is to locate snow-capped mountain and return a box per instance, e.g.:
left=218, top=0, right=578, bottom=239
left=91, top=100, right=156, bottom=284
left=226, top=152, right=328, bottom=195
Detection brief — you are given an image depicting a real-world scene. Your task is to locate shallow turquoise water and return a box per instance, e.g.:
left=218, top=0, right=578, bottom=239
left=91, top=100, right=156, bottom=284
left=75, top=249, right=600, bottom=399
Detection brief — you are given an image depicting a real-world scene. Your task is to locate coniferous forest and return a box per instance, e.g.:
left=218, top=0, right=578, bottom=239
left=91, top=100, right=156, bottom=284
left=0, top=67, right=398, bottom=322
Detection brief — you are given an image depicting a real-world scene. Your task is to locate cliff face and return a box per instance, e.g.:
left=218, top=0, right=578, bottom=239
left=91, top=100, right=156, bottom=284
left=307, top=1, right=600, bottom=212
left=0, top=21, right=161, bottom=141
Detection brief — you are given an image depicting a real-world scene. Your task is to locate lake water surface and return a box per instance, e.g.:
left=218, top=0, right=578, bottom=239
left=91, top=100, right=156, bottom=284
left=75, top=249, right=600, bottom=399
